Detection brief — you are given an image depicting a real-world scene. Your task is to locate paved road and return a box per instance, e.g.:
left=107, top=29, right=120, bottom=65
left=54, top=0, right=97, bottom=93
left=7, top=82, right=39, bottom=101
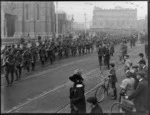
left=1, top=42, right=146, bottom=113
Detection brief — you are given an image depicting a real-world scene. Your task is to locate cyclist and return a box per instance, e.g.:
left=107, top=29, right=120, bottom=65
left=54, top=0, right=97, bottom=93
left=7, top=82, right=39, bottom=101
left=87, top=97, right=103, bottom=113
left=108, top=63, right=117, bottom=100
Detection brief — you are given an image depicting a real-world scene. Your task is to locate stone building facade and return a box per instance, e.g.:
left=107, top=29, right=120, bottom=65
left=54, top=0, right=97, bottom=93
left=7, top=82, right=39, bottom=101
left=1, top=2, right=56, bottom=38
left=92, top=7, right=137, bottom=30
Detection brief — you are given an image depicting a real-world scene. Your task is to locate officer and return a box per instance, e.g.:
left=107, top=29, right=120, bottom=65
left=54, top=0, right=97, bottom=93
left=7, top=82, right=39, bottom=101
left=48, top=45, right=54, bottom=64
left=109, top=42, right=114, bottom=56
left=15, top=50, right=23, bottom=79
left=2, top=54, right=15, bottom=86
left=39, top=45, right=46, bottom=65
left=30, top=46, right=38, bottom=71
left=97, top=44, right=103, bottom=69
left=23, top=48, right=31, bottom=72
left=87, top=97, right=103, bottom=113
left=103, top=44, right=110, bottom=69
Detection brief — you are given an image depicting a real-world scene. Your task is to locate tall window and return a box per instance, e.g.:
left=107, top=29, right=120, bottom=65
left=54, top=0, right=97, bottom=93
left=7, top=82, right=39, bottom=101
left=37, top=4, right=39, bottom=20
left=26, top=4, right=29, bottom=20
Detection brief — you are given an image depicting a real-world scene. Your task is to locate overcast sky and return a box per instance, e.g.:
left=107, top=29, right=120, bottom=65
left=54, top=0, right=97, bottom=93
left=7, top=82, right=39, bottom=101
left=56, top=1, right=147, bottom=26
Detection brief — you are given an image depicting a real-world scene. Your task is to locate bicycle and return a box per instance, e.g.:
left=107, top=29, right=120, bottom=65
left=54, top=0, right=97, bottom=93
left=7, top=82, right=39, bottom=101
left=95, top=71, right=113, bottom=103
left=111, top=89, right=136, bottom=113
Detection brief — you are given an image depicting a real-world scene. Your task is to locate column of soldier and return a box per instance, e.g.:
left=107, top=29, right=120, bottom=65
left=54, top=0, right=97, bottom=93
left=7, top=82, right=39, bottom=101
left=1, top=33, right=95, bottom=87
left=1, top=32, right=139, bottom=87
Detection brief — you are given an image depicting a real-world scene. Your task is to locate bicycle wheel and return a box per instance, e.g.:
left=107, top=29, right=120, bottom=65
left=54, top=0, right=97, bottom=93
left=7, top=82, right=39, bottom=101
left=95, top=85, right=105, bottom=103
left=111, top=102, right=124, bottom=113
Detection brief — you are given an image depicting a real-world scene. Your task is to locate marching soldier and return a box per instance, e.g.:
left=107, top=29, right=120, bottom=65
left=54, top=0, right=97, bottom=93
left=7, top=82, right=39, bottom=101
left=15, top=50, right=23, bottom=79
left=103, top=44, right=110, bottom=69
left=48, top=45, right=54, bottom=64
left=31, top=46, right=38, bottom=71
left=23, top=48, right=31, bottom=72
left=109, top=42, right=114, bottom=57
left=39, top=45, right=46, bottom=65
left=2, top=54, right=15, bottom=86
left=97, top=44, right=103, bottom=69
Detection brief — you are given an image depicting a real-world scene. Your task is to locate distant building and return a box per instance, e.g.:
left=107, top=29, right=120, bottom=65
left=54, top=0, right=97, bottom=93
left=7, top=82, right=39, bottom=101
left=73, top=22, right=85, bottom=31
left=1, top=2, right=55, bottom=38
left=92, top=7, right=137, bottom=31
left=137, top=16, right=147, bottom=34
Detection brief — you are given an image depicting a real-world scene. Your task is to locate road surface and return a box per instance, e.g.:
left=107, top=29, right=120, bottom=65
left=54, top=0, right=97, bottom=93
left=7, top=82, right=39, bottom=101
left=1, top=42, right=146, bottom=113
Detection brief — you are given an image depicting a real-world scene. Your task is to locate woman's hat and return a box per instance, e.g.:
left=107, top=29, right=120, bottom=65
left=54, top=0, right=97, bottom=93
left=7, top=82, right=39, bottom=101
left=69, top=74, right=83, bottom=82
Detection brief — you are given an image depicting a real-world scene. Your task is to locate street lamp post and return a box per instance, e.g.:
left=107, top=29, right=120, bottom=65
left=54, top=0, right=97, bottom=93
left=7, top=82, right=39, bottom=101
left=56, top=2, right=58, bottom=38
left=22, top=2, right=25, bottom=37
left=34, top=2, right=36, bottom=38
left=84, top=12, right=86, bottom=36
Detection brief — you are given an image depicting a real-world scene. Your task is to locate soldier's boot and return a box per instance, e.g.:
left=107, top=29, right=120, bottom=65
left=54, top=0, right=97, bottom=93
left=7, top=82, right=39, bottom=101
left=27, top=63, right=30, bottom=72
left=10, top=69, right=14, bottom=85
left=5, top=71, right=11, bottom=86
left=50, top=57, right=53, bottom=64
left=31, top=62, right=35, bottom=71
left=18, top=66, right=22, bottom=78
left=15, top=69, right=19, bottom=81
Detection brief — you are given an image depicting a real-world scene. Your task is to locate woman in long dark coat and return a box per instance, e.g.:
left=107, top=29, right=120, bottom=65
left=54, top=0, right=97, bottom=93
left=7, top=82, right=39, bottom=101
left=69, top=69, right=86, bottom=113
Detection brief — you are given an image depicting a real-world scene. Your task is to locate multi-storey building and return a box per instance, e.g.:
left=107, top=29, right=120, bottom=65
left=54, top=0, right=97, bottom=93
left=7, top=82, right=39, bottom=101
left=92, top=7, right=137, bottom=31
left=1, top=2, right=56, bottom=39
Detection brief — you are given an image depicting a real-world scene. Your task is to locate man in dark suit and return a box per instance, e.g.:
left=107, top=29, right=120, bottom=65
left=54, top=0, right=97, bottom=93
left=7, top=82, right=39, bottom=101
left=138, top=60, right=148, bottom=81
left=125, top=72, right=148, bottom=115
left=97, top=44, right=103, bottom=69
left=103, top=45, right=110, bottom=69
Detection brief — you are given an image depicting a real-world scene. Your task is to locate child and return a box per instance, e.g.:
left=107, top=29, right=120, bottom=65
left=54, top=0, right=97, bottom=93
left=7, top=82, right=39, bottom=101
left=108, top=63, right=118, bottom=100
left=87, top=97, right=103, bottom=113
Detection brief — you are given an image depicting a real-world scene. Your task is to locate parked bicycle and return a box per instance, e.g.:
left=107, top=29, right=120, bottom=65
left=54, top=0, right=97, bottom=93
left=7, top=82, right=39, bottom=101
left=95, top=71, right=113, bottom=103
left=111, top=89, right=136, bottom=113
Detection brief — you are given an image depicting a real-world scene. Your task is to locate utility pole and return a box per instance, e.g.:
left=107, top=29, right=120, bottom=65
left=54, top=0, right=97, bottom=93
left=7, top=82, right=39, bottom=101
left=45, top=2, right=47, bottom=38
left=84, top=12, right=86, bottom=35
left=22, top=2, right=25, bottom=37
left=56, top=2, right=58, bottom=38
left=34, top=2, right=36, bottom=38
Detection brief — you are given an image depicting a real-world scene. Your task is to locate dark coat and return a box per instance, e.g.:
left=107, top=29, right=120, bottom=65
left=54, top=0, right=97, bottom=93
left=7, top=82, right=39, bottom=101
left=128, top=79, right=148, bottom=113
left=70, top=83, right=86, bottom=113
left=109, top=68, right=117, bottom=83
left=90, top=104, right=103, bottom=113
left=140, top=66, right=148, bottom=81
left=98, top=46, right=103, bottom=57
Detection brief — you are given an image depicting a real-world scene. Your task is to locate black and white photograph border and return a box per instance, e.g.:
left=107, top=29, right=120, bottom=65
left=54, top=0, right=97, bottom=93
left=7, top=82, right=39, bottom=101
left=1, top=0, right=149, bottom=114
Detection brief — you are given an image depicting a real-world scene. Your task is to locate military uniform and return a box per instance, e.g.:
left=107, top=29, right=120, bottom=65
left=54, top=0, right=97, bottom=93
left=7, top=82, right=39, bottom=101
left=23, top=49, right=31, bottom=72
left=39, top=46, right=46, bottom=65
left=15, top=51, right=23, bottom=78
left=2, top=54, right=15, bottom=86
